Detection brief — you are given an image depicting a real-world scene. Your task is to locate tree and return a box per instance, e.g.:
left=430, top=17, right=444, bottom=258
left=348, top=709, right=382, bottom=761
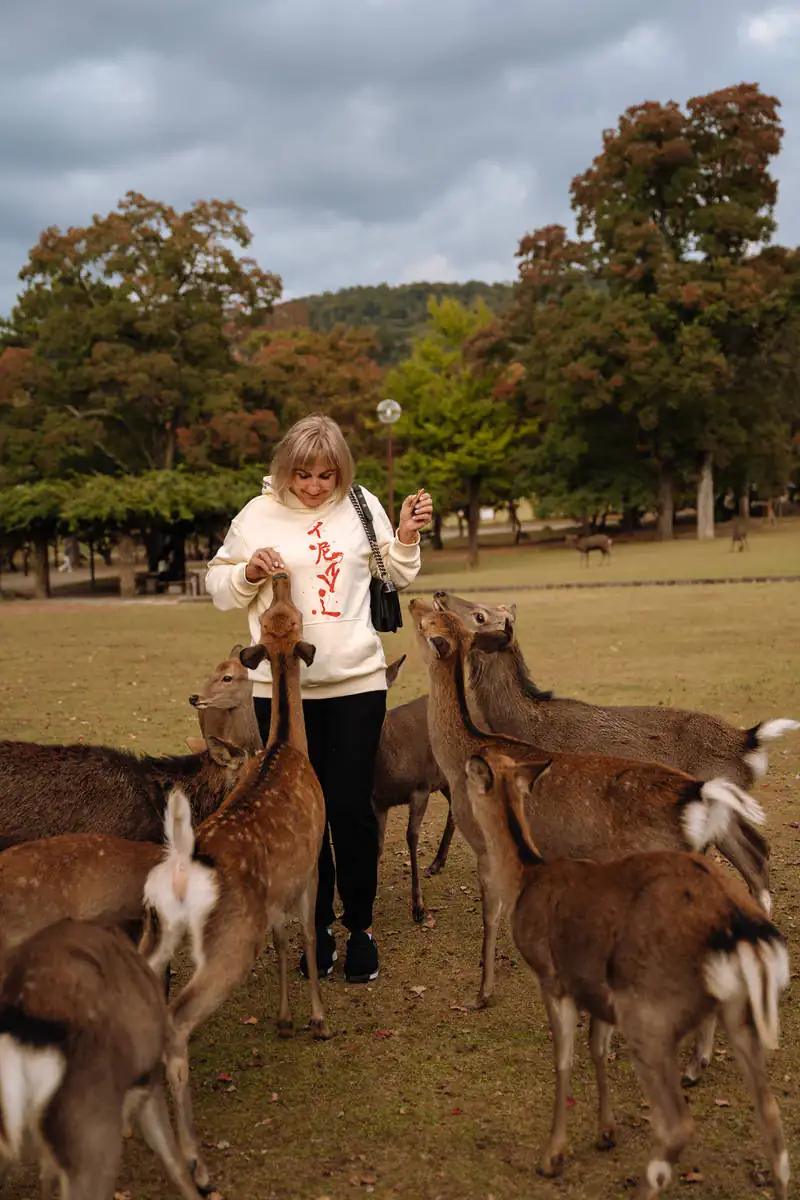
left=2, top=193, right=282, bottom=479
left=387, top=298, right=525, bottom=568
left=570, top=83, right=785, bottom=538
left=0, top=480, right=71, bottom=597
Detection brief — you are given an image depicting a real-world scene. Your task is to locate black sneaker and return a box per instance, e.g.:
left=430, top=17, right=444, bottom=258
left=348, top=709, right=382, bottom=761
left=299, top=926, right=337, bottom=979
left=344, top=931, right=379, bottom=983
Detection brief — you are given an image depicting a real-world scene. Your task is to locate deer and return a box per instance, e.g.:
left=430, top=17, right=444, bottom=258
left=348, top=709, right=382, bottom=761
left=434, top=590, right=799, bottom=791
left=140, top=571, right=329, bottom=1192
left=186, top=643, right=263, bottom=755
left=0, top=738, right=248, bottom=852
left=565, top=531, right=612, bottom=564
left=731, top=517, right=749, bottom=552
left=372, top=593, right=517, bottom=924
left=0, top=918, right=204, bottom=1199
left=465, top=748, right=789, bottom=1200
left=409, top=598, right=771, bottom=1054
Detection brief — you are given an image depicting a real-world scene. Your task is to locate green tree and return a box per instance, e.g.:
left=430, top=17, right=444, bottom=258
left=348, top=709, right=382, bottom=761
left=387, top=298, right=526, bottom=568
left=2, top=193, right=281, bottom=478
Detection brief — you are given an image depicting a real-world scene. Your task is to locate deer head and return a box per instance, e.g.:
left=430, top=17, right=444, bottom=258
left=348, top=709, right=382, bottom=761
left=239, top=572, right=316, bottom=670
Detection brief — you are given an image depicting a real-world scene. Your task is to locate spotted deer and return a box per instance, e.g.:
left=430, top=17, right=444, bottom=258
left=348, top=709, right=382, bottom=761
left=141, top=571, right=328, bottom=1192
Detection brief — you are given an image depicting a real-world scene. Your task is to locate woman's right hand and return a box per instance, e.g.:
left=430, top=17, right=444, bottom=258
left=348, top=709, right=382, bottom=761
left=244, top=547, right=285, bottom=583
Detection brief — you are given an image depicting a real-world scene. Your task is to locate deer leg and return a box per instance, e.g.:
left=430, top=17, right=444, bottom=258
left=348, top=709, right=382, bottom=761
left=716, top=824, right=771, bottom=915
left=136, top=1078, right=206, bottom=1200
left=682, top=1012, right=717, bottom=1087
left=167, top=956, right=250, bottom=1190
left=539, top=993, right=579, bottom=1177
left=721, top=998, right=789, bottom=1200
left=272, top=918, right=293, bottom=1038
left=407, top=788, right=430, bottom=923
left=297, top=878, right=330, bottom=1040
left=626, top=1033, right=693, bottom=1200
left=374, top=805, right=388, bottom=860
left=472, top=866, right=504, bottom=1009
left=426, top=794, right=455, bottom=876
left=588, top=1017, right=616, bottom=1148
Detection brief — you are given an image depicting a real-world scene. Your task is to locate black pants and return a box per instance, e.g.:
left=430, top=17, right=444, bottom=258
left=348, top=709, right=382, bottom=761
left=254, top=690, right=387, bottom=933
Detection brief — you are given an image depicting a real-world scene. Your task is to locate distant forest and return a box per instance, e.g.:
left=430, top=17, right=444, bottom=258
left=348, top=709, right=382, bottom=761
left=271, top=280, right=514, bottom=363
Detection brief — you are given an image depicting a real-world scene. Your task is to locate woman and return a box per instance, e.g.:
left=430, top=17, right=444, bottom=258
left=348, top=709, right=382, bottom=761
left=206, top=415, right=432, bottom=983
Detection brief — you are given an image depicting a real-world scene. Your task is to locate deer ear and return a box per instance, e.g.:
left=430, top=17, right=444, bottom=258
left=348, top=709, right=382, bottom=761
left=186, top=736, right=208, bottom=755
left=206, top=736, right=247, bottom=767
left=228, top=644, right=244, bottom=660
left=514, top=761, right=552, bottom=795
left=498, top=603, right=517, bottom=626
left=385, top=654, right=407, bottom=688
left=466, top=754, right=494, bottom=793
left=294, top=640, right=316, bottom=666
left=428, top=635, right=451, bottom=660
left=240, top=644, right=266, bottom=669
left=473, top=627, right=511, bottom=653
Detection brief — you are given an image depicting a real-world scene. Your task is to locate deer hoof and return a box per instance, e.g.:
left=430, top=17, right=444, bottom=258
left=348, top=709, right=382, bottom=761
left=596, top=1129, right=616, bottom=1151
left=469, top=992, right=492, bottom=1011
left=277, top=1019, right=294, bottom=1039
left=425, top=860, right=445, bottom=877
left=537, top=1152, right=565, bottom=1178
left=310, top=1018, right=332, bottom=1041
left=681, top=1059, right=708, bottom=1088
left=189, top=1159, right=213, bottom=1194
left=412, top=904, right=426, bottom=924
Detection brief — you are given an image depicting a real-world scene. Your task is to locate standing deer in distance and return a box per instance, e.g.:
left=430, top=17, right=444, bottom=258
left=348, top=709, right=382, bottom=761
left=373, top=596, right=516, bottom=924
left=141, top=570, right=328, bottom=1192
left=435, top=590, right=799, bottom=791
left=409, top=599, right=771, bottom=1028
left=0, top=919, right=204, bottom=1199
left=565, top=531, right=612, bottom=564
left=466, top=748, right=789, bottom=1200
left=731, top=517, right=749, bottom=552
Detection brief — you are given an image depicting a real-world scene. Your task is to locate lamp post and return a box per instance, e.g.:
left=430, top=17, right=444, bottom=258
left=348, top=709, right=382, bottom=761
left=376, top=398, right=402, bottom=526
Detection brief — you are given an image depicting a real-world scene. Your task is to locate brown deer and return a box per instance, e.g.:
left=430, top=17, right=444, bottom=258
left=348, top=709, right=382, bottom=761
left=409, top=599, right=770, bottom=1020
left=0, top=918, right=203, bottom=1199
left=372, top=593, right=516, bottom=924
left=565, top=531, right=612, bottom=564
left=434, top=590, right=799, bottom=790
left=465, top=748, right=789, bottom=1200
left=140, top=571, right=328, bottom=1192
left=186, top=643, right=263, bottom=755
left=731, top=517, right=749, bottom=552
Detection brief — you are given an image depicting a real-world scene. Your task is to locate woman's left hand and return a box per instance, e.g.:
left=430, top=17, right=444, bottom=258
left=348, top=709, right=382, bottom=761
left=398, top=490, right=433, bottom=544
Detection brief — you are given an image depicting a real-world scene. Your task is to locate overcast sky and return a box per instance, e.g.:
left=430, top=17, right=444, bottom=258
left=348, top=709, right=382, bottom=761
left=1, top=0, right=799, bottom=315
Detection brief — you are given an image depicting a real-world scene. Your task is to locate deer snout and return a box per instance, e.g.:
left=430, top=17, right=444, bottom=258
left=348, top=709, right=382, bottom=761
left=188, top=694, right=199, bottom=707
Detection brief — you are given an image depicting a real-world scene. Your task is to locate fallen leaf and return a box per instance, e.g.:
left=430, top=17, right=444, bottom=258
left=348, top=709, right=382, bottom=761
left=217, top=1071, right=233, bottom=1083
left=714, top=1097, right=730, bottom=1107
left=271, top=1092, right=279, bottom=1102
left=374, top=1029, right=395, bottom=1039
left=360, top=1176, right=377, bottom=1186
left=216, top=1140, right=231, bottom=1150
left=450, top=1003, right=468, bottom=1013
left=242, top=1015, right=258, bottom=1025
left=681, top=1169, right=704, bottom=1183
left=410, top=985, right=427, bottom=997
left=450, top=1107, right=463, bottom=1116
left=423, top=915, right=436, bottom=929
left=566, top=1096, right=576, bottom=1108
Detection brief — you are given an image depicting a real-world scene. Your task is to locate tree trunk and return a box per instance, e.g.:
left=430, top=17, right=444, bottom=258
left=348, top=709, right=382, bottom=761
left=430, top=512, right=444, bottom=550
left=739, top=490, right=750, bottom=520
left=657, top=471, right=674, bottom=541
left=696, top=454, right=715, bottom=541
left=466, top=478, right=480, bottom=569
left=32, top=536, right=51, bottom=599
left=508, top=499, right=522, bottom=544
left=117, top=535, right=138, bottom=598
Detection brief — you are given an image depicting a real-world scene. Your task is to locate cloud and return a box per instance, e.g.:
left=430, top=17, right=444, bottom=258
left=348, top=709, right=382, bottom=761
left=1, top=0, right=799, bottom=314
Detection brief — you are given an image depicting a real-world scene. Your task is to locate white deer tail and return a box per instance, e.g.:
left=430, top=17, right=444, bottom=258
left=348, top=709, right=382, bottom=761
left=0, top=1035, right=65, bottom=1159
left=744, top=718, right=800, bottom=780
left=705, top=931, right=789, bottom=1052
left=681, top=778, right=765, bottom=852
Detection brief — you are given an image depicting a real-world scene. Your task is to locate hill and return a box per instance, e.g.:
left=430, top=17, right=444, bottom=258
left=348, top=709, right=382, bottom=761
left=272, top=280, right=514, bottom=363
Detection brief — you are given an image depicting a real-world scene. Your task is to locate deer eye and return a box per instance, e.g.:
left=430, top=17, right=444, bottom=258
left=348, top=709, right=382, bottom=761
left=474, top=612, right=486, bottom=624
left=222, top=675, right=233, bottom=683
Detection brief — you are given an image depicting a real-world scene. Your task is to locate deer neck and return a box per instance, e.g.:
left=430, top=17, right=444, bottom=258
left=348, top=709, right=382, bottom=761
left=266, top=651, right=308, bottom=756
left=427, top=651, right=490, bottom=777
left=200, top=699, right=263, bottom=756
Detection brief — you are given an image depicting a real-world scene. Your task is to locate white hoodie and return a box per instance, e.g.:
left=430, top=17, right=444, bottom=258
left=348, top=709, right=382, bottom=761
left=205, top=478, right=421, bottom=700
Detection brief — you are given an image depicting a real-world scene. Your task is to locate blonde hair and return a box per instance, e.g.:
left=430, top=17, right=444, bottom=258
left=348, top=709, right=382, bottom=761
left=270, top=414, right=354, bottom=503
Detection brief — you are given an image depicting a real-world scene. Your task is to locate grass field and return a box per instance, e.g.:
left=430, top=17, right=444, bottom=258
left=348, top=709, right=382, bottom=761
left=0, top=562, right=799, bottom=1198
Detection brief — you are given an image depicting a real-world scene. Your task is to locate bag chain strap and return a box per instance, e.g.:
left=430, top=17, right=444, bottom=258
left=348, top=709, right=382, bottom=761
left=349, top=487, right=395, bottom=590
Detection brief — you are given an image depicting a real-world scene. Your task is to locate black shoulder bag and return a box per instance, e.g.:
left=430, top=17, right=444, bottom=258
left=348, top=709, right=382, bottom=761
left=349, top=485, right=403, bottom=633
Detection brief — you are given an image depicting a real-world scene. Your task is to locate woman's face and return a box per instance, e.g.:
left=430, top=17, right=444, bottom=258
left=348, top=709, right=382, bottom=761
left=290, top=457, right=338, bottom=509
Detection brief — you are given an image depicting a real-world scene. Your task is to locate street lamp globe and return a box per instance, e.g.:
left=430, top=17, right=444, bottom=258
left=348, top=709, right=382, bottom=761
left=376, top=398, right=402, bottom=425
